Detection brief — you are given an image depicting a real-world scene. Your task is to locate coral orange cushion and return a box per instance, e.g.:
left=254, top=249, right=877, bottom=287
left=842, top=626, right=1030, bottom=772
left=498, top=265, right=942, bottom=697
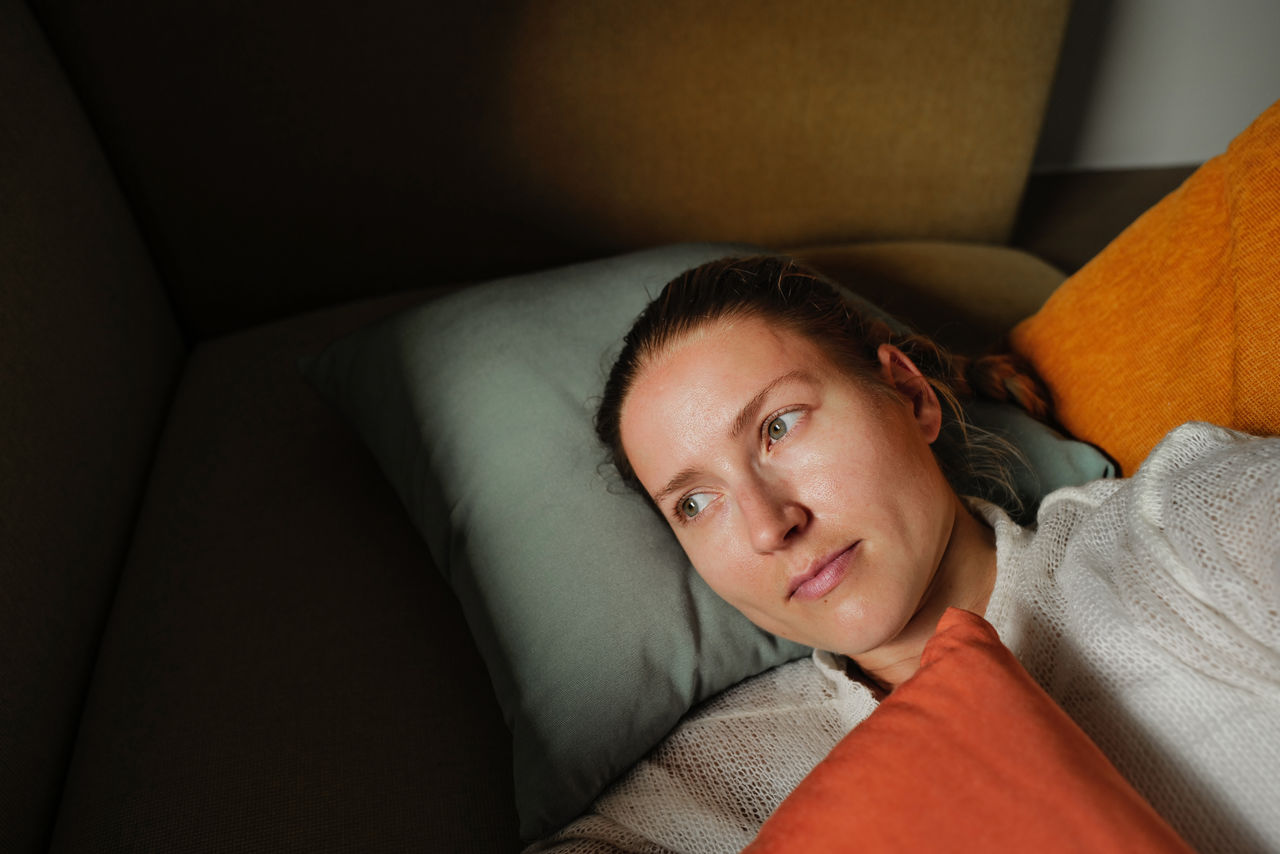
left=745, top=609, right=1193, bottom=854
left=1010, top=99, right=1280, bottom=475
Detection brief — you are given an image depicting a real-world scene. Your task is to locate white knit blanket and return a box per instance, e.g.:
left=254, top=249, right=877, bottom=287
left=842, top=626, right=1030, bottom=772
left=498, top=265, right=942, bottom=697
left=530, top=422, right=1280, bottom=854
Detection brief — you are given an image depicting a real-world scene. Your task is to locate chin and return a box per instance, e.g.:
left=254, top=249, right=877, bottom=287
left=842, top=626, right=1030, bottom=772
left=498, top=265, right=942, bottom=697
left=828, top=603, right=918, bottom=658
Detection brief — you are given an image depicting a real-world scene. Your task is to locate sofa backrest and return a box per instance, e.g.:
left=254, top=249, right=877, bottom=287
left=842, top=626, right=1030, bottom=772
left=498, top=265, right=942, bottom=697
left=29, top=0, right=1069, bottom=339
left=0, top=5, right=185, bottom=850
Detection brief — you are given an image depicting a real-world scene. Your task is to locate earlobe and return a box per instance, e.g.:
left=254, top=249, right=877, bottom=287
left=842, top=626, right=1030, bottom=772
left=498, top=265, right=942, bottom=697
left=876, top=344, right=943, bottom=443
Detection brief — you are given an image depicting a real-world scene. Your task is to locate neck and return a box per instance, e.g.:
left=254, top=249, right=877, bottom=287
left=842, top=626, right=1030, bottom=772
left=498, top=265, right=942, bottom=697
left=854, top=495, right=997, bottom=693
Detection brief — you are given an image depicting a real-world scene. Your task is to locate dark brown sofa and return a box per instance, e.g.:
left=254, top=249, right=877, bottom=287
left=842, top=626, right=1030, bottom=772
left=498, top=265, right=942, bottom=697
left=0, top=2, right=1147, bottom=850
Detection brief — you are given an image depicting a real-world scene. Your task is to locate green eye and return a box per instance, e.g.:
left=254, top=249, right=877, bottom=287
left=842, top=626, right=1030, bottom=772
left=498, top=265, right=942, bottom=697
left=766, top=411, right=800, bottom=443
left=680, top=493, right=712, bottom=519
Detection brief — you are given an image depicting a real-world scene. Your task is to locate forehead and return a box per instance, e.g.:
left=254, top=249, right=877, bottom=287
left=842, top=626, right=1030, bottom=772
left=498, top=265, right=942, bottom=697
left=646, top=314, right=828, bottom=386
left=618, top=316, right=845, bottom=481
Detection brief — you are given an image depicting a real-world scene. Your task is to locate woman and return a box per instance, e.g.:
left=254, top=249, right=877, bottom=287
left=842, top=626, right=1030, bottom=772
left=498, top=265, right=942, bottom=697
left=535, top=255, right=1279, bottom=854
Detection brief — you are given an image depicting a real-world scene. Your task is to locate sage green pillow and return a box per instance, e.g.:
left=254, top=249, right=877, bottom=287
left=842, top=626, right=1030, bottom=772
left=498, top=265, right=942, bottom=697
left=302, top=243, right=1112, bottom=839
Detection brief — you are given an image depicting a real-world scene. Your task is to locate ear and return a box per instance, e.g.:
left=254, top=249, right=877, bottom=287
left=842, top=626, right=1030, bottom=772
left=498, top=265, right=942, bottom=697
left=876, top=344, right=943, bottom=443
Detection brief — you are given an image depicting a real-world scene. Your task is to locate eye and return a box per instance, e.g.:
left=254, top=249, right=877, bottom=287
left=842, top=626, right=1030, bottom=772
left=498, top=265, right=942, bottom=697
left=765, top=410, right=802, bottom=446
left=678, top=492, right=714, bottom=519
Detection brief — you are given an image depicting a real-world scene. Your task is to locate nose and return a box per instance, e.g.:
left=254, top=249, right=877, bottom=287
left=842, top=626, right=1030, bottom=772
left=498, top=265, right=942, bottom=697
left=739, top=474, right=808, bottom=554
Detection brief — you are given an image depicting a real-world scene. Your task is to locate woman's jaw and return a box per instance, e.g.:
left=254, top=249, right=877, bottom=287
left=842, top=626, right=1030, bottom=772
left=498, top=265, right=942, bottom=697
left=848, top=493, right=997, bottom=692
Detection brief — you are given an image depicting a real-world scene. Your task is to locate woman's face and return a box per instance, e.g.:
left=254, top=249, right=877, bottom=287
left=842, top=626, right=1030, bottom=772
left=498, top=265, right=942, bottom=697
left=619, top=315, right=962, bottom=658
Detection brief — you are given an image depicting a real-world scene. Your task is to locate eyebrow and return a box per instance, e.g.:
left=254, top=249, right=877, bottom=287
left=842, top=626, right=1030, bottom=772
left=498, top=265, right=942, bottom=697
left=730, top=369, right=810, bottom=439
left=652, top=369, right=813, bottom=505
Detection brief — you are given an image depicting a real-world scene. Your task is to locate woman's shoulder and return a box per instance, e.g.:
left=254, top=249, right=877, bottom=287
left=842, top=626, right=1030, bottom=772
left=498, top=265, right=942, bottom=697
left=1027, top=421, right=1276, bottom=524
left=1043, top=421, right=1279, bottom=679
left=1119, top=422, right=1279, bottom=543
left=1132, top=420, right=1278, bottom=478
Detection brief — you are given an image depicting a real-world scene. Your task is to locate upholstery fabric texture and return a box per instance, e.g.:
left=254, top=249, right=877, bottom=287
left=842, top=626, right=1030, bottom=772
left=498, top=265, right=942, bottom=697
left=48, top=295, right=519, bottom=852
left=31, top=0, right=1067, bottom=336
left=745, top=609, right=1196, bottom=854
left=1012, top=98, right=1280, bottom=475
left=0, top=5, right=184, bottom=850
left=303, top=243, right=1113, bottom=838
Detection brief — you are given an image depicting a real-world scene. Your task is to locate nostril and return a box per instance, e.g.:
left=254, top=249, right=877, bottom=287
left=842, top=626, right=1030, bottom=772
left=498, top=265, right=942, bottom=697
left=777, top=505, right=808, bottom=543
left=743, top=483, right=807, bottom=551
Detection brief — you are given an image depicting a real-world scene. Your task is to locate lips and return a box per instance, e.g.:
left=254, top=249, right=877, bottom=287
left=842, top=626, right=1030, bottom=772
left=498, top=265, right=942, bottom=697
left=788, top=543, right=858, bottom=602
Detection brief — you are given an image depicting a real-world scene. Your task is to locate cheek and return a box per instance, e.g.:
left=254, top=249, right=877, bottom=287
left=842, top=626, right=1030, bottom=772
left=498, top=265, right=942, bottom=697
left=808, top=459, right=854, bottom=507
left=787, top=441, right=868, bottom=512
left=678, top=528, right=741, bottom=590
left=677, top=526, right=768, bottom=609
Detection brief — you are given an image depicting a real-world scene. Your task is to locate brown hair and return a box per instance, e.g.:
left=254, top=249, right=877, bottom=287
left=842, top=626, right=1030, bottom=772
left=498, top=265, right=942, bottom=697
left=595, top=255, right=1053, bottom=514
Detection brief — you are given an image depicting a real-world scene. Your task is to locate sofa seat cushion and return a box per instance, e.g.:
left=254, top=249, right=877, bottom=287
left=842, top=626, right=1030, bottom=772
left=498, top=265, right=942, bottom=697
left=48, top=293, right=519, bottom=853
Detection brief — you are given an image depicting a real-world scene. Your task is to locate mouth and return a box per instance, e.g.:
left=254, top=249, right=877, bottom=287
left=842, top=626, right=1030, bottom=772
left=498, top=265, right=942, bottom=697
left=788, top=542, right=859, bottom=602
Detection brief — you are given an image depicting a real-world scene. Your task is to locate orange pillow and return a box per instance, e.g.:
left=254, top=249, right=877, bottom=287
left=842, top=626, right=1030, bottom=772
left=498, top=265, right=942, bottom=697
left=1011, top=99, right=1280, bottom=475
left=744, top=609, right=1193, bottom=854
